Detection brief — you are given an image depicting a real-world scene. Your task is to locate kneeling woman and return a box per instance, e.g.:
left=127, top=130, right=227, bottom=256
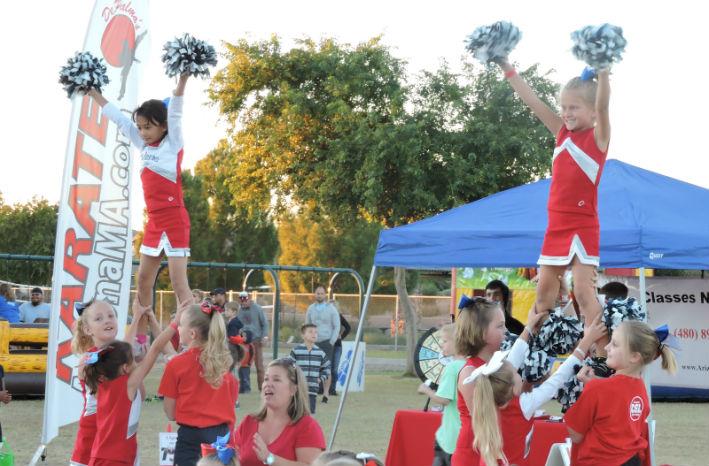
left=235, top=358, right=326, bottom=465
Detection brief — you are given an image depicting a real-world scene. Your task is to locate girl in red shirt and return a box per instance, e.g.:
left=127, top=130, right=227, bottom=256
left=565, top=321, right=677, bottom=466
left=82, top=303, right=185, bottom=466
left=463, top=316, right=606, bottom=466
left=159, top=303, right=237, bottom=466
left=451, top=296, right=508, bottom=466
left=70, top=300, right=148, bottom=466
left=495, top=55, right=613, bottom=356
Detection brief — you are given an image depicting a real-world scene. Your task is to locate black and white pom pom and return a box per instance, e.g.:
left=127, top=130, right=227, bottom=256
left=603, top=297, right=646, bottom=333
left=59, top=51, right=109, bottom=98
left=162, top=34, right=217, bottom=78
left=500, top=331, right=518, bottom=351
left=571, top=23, right=627, bottom=69
left=465, top=21, right=521, bottom=64
left=521, top=349, right=551, bottom=383
left=557, top=374, right=585, bottom=413
left=534, top=309, right=583, bottom=355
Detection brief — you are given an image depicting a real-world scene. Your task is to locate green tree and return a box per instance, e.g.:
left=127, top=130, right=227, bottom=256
left=277, top=209, right=380, bottom=293
left=208, top=36, right=558, bottom=374
left=0, top=194, right=58, bottom=285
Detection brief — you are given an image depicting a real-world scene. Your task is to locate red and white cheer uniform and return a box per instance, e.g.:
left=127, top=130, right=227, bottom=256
left=103, top=96, right=190, bottom=257
left=539, top=126, right=607, bottom=266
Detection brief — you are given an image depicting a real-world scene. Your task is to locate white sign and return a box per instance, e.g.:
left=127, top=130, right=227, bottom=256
left=42, top=0, right=149, bottom=444
left=159, top=431, right=178, bottom=466
left=335, top=342, right=366, bottom=392
left=605, top=277, right=709, bottom=392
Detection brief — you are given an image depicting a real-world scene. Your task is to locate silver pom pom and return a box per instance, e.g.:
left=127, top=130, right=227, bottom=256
left=603, top=297, right=646, bottom=332
left=465, top=21, right=521, bottom=64
left=162, top=33, right=217, bottom=78
left=59, top=51, right=109, bottom=98
left=500, top=331, right=518, bottom=351
left=535, top=309, right=583, bottom=355
left=521, top=348, right=551, bottom=383
left=571, top=23, right=627, bottom=69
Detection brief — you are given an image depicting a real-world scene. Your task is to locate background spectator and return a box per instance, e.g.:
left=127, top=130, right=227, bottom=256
left=19, top=287, right=50, bottom=323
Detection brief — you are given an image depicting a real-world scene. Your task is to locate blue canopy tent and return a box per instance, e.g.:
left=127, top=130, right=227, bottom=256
left=374, top=159, right=709, bottom=269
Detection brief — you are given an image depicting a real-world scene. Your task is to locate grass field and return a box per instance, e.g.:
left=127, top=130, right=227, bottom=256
left=2, top=364, right=708, bottom=465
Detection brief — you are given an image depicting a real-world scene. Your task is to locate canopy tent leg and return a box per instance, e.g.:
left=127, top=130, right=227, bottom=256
left=328, top=265, right=378, bottom=450
left=639, top=268, right=656, bottom=466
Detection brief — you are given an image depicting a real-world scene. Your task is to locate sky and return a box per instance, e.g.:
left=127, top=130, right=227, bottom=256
left=1, top=0, right=707, bottom=228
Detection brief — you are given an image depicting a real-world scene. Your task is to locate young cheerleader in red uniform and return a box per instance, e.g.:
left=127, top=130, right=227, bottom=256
left=496, top=58, right=612, bottom=354
left=70, top=300, right=147, bottom=466
left=463, top=316, right=606, bottom=465
left=159, top=303, right=237, bottom=466
left=82, top=302, right=187, bottom=466
left=565, top=322, right=677, bottom=466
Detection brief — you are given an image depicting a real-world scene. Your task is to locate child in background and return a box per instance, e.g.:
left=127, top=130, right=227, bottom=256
left=237, top=329, right=255, bottom=394
left=290, top=324, right=331, bottom=414
left=417, top=324, right=465, bottom=466
left=82, top=303, right=186, bottom=466
left=159, top=303, right=237, bottom=466
left=565, top=321, right=677, bottom=466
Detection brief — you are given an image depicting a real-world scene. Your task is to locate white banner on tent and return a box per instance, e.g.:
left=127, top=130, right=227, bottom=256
left=335, top=342, right=366, bottom=392
left=607, top=276, right=709, bottom=391
left=42, top=0, right=149, bottom=444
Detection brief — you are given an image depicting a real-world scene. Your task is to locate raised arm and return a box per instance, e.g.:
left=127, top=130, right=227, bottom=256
left=518, top=316, right=607, bottom=419
left=593, top=69, right=611, bottom=152
left=507, top=306, right=548, bottom=369
left=173, top=74, right=188, bottom=97
left=498, top=59, right=562, bottom=135
left=89, top=89, right=143, bottom=148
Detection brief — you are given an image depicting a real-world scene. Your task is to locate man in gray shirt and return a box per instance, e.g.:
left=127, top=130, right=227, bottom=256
left=19, top=288, right=50, bottom=323
left=305, top=285, right=340, bottom=402
left=237, top=291, right=269, bottom=391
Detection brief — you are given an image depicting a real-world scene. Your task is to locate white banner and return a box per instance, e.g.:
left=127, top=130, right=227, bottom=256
left=335, top=342, right=366, bottom=392
left=43, top=0, right=149, bottom=444
left=604, top=276, right=709, bottom=392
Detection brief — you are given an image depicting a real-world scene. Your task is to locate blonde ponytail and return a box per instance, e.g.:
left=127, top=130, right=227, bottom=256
left=621, top=321, right=678, bottom=375
left=471, top=362, right=515, bottom=466
left=183, top=304, right=232, bottom=387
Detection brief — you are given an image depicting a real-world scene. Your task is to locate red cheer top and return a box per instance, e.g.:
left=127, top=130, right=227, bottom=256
left=451, top=356, right=486, bottom=466
left=548, top=126, right=607, bottom=217
left=564, top=374, right=649, bottom=466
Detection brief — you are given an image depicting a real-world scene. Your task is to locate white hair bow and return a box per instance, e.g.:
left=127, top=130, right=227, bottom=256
left=463, top=350, right=510, bottom=385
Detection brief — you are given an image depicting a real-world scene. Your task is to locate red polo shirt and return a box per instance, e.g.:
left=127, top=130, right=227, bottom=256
left=159, top=347, right=238, bottom=428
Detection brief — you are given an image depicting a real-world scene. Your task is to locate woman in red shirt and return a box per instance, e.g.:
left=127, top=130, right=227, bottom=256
left=565, top=321, right=677, bottom=466
left=235, top=358, right=326, bottom=466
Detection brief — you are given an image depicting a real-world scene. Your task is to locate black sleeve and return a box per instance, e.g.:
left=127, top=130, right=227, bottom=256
left=339, top=314, right=351, bottom=340
left=227, top=317, right=244, bottom=338
left=506, top=316, right=525, bottom=336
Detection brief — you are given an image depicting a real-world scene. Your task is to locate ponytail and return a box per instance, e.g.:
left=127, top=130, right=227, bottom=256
left=621, top=321, right=677, bottom=375
left=183, top=304, right=232, bottom=387
left=471, top=362, right=515, bottom=466
left=657, top=342, right=677, bottom=375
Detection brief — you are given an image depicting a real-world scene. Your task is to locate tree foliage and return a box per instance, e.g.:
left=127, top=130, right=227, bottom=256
left=0, top=194, right=58, bottom=285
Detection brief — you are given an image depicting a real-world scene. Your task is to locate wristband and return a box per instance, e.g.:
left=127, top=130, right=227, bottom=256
left=525, top=325, right=534, bottom=337
left=504, top=69, right=518, bottom=79
left=169, top=321, right=178, bottom=331
left=574, top=347, right=586, bottom=358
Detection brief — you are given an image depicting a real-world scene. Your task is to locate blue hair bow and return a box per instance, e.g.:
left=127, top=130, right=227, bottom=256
left=212, top=432, right=235, bottom=464
left=84, top=351, right=100, bottom=365
left=458, top=294, right=477, bottom=309
left=654, top=324, right=682, bottom=352
left=162, top=97, right=171, bottom=108
left=580, top=67, right=596, bottom=81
